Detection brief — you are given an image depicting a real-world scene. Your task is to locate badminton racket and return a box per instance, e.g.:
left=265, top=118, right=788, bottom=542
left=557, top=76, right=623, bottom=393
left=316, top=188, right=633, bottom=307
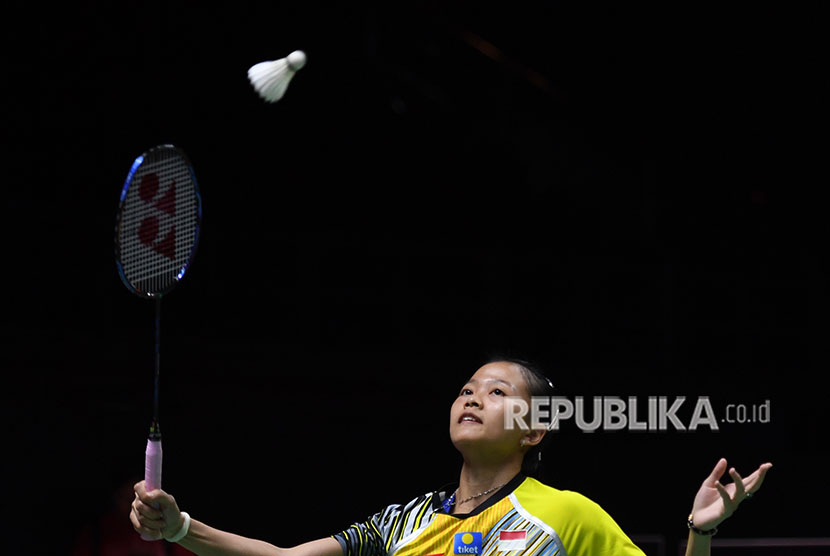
left=114, top=144, right=201, bottom=539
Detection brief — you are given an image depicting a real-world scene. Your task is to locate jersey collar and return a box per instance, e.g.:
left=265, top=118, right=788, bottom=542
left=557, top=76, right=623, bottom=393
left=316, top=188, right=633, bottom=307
left=433, top=472, right=526, bottom=518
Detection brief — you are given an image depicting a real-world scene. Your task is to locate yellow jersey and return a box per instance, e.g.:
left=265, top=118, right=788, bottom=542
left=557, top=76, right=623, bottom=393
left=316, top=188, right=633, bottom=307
left=333, top=474, right=645, bottom=556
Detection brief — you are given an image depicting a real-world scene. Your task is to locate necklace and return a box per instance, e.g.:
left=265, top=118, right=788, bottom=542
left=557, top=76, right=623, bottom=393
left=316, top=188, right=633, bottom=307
left=444, top=482, right=506, bottom=512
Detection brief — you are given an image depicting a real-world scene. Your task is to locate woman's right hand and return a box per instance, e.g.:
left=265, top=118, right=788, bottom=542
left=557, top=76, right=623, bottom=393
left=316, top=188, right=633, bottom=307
left=130, top=480, right=186, bottom=541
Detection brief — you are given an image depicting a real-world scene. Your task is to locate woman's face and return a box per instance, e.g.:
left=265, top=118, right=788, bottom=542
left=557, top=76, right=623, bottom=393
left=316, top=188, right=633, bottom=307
left=449, top=361, right=534, bottom=458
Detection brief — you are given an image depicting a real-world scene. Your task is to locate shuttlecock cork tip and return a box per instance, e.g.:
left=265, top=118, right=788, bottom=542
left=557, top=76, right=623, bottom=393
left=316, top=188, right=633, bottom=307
left=287, top=50, right=307, bottom=71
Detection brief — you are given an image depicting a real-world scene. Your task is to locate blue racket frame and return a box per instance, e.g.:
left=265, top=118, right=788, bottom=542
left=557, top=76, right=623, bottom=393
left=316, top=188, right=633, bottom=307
left=114, top=144, right=203, bottom=299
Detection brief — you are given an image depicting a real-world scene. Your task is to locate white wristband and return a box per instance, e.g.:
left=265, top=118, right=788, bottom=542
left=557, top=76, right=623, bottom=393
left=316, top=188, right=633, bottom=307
left=165, top=512, right=191, bottom=543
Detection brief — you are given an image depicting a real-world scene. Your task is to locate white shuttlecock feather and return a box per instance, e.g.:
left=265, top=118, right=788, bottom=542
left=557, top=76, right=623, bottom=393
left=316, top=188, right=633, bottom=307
left=247, top=50, right=307, bottom=103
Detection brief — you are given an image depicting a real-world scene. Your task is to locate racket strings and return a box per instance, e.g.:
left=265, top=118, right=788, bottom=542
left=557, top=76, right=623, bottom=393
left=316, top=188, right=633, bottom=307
left=118, top=151, right=199, bottom=295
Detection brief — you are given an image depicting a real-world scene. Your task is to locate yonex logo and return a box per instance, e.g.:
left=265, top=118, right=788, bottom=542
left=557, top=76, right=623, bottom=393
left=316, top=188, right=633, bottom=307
left=454, top=532, right=482, bottom=555
left=137, top=172, right=177, bottom=260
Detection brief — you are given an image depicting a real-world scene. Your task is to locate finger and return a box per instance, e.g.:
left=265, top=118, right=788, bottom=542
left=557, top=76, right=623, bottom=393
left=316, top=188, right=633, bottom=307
left=135, top=481, right=159, bottom=504
left=130, top=504, right=165, bottom=538
left=137, top=479, right=167, bottom=504
left=136, top=509, right=166, bottom=530
left=729, top=468, right=747, bottom=498
left=136, top=484, right=167, bottom=507
left=133, top=495, right=163, bottom=520
left=741, top=467, right=763, bottom=492
left=743, top=463, right=772, bottom=490
left=134, top=480, right=147, bottom=497
left=133, top=523, right=163, bottom=540
left=747, top=462, right=773, bottom=494
left=714, top=480, right=734, bottom=513
left=129, top=504, right=146, bottom=531
left=704, top=458, right=728, bottom=486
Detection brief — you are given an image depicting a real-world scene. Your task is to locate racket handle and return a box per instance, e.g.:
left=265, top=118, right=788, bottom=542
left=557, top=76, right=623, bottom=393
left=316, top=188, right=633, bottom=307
left=141, top=438, right=163, bottom=541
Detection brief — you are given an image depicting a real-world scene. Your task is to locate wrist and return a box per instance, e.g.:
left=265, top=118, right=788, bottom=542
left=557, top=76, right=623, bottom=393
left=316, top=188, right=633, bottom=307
left=165, top=512, right=191, bottom=543
left=687, top=513, right=717, bottom=536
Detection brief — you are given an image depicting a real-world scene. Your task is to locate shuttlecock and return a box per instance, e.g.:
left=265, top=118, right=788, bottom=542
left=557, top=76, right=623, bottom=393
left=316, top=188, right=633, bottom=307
left=247, top=50, right=307, bottom=103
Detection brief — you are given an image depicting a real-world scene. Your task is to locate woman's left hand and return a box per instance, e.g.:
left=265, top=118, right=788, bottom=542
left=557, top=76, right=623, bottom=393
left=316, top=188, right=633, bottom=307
left=689, top=458, right=773, bottom=531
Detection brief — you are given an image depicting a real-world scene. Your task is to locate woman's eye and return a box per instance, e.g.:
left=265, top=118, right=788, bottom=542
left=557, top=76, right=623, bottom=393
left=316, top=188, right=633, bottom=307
left=492, top=389, right=504, bottom=396
left=459, top=388, right=473, bottom=396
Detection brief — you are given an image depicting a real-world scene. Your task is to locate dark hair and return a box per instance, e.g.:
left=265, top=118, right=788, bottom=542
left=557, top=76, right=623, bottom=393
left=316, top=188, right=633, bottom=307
left=486, top=356, right=556, bottom=478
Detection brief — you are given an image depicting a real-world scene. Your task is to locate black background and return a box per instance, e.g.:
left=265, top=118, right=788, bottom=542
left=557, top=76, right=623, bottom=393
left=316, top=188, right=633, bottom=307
left=3, top=2, right=828, bottom=554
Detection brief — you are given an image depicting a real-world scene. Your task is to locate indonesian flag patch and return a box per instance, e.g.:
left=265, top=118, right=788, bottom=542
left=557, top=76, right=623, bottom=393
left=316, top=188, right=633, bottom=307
left=498, top=530, right=528, bottom=551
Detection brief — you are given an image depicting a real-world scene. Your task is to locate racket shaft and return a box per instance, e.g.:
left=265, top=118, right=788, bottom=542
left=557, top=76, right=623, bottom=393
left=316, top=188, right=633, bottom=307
left=141, top=439, right=163, bottom=540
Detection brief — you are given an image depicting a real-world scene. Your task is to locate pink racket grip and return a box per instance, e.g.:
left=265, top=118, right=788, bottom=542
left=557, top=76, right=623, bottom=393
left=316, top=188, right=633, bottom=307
left=141, top=438, right=163, bottom=541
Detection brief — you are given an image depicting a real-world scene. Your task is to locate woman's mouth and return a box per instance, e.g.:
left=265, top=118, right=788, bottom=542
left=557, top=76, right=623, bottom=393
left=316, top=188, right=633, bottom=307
left=459, top=412, right=483, bottom=424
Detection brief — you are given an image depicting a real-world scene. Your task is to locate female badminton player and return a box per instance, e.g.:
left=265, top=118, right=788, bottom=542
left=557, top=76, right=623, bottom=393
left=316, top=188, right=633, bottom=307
left=130, top=359, right=773, bottom=556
